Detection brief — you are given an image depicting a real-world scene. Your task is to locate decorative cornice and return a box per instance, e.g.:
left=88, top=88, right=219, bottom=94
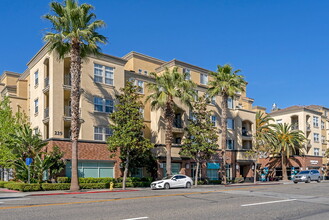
left=0, top=71, right=21, bottom=82
left=122, top=51, right=166, bottom=65
left=155, top=59, right=211, bottom=73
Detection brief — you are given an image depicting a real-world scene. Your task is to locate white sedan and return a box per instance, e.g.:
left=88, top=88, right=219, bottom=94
left=150, top=174, right=193, bottom=190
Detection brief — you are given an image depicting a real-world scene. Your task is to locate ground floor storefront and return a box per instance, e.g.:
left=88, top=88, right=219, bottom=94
left=259, top=155, right=329, bottom=180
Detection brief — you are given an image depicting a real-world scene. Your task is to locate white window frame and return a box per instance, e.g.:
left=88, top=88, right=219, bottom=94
left=314, top=148, right=320, bottom=156
left=94, top=126, right=112, bottom=141
left=200, top=73, right=208, bottom=85
left=227, top=118, right=234, bottom=129
left=321, top=121, right=325, bottom=129
left=94, top=63, right=114, bottom=85
left=276, top=119, right=282, bottom=124
left=94, top=97, right=114, bottom=113
left=314, top=133, right=319, bottom=142
left=139, top=107, right=144, bottom=118
left=183, top=68, right=191, bottom=80
left=135, top=80, right=144, bottom=94
left=34, top=99, right=39, bottom=114
left=313, top=116, right=319, bottom=127
left=138, top=69, right=143, bottom=74
left=144, top=70, right=148, bottom=75
left=227, top=97, right=233, bottom=109
left=34, top=71, right=39, bottom=86
left=211, top=115, right=217, bottom=126
left=211, top=96, right=216, bottom=105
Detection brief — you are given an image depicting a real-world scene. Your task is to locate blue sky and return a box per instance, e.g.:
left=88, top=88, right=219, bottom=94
left=1, top=0, right=328, bottom=111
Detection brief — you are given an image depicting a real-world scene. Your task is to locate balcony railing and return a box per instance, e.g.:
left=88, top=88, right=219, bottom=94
left=64, top=74, right=71, bottom=86
left=44, top=108, right=49, bottom=118
left=173, top=119, right=183, bottom=128
left=291, top=123, right=299, bottom=130
left=242, top=129, right=252, bottom=137
left=306, top=123, right=311, bottom=132
left=44, top=77, right=49, bottom=88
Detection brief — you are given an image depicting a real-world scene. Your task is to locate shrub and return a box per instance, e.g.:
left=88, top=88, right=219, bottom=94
left=234, top=177, right=244, bottom=183
left=5, top=183, right=41, bottom=192
left=57, top=177, right=70, bottom=183
left=209, top=180, right=221, bottom=184
left=79, top=177, right=115, bottom=184
left=0, top=181, right=8, bottom=188
left=42, top=183, right=70, bottom=190
left=80, top=183, right=109, bottom=189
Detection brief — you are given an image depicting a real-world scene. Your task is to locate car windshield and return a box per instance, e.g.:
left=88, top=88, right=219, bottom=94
left=298, top=171, right=310, bottom=174
left=162, top=175, right=174, bottom=180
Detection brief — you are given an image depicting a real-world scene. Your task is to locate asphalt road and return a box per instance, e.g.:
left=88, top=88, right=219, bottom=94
left=1, top=182, right=329, bottom=220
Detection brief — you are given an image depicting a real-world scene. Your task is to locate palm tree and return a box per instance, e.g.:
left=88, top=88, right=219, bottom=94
left=208, top=64, right=247, bottom=184
left=252, top=112, right=276, bottom=183
left=43, top=0, right=107, bottom=191
left=146, top=67, right=196, bottom=177
left=273, top=123, right=306, bottom=180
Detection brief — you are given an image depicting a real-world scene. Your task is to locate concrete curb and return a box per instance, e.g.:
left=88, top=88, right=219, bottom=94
left=28, top=189, right=139, bottom=197
left=224, top=182, right=283, bottom=187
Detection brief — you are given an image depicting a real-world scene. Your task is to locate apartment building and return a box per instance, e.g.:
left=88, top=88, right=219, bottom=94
left=260, top=105, right=329, bottom=178
left=0, top=45, right=258, bottom=181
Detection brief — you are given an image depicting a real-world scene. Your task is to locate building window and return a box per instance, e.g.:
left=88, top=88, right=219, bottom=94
left=94, top=64, right=114, bottom=85
left=138, top=69, right=143, bottom=74
left=34, top=71, right=39, bottom=86
left=94, top=126, right=112, bottom=141
left=321, top=121, right=325, bottom=129
left=227, top=118, right=234, bottom=129
left=135, top=80, right=144, bottom=94
left=139, top=107, right=144, bottom=118
left=207, top=163, right=219, bottom=180
left=211, top=115, right=217, bottom=126
left=189, top=110, right=196, bottom=121
left=211, top=96, right=216, bottom=105
left=144, top=70, right=148, bottom=75
left=227, top=97, right=233, bottom=109
left=227, top=140, right=234, bottom=150
left=314, top=133, right=319, bottom=142
left=94, top=97, right=114, bottom=113
left=313, top=116, right=319, bottom=127
left=34, top=99, right=39, bottom=114
left=193, top=90, right=199, bottom=101
left=314, top=148, right=320, bottom=156
left=322, top=135, right=326, bottom=144
left=276, top=119, right=282, bottom=124
left=183, top=68, right=191, bottom=80
left=33, top=127, right=39, bottom=135
left=200, top=73, right=208, bottom=85
left=131, top=168, right=143, bottom=178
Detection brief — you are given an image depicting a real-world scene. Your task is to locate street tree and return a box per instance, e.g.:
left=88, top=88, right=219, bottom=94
left=43, top=0, right=107, bottom=190
left=108, top=81, right=153, bottom=190
left=246, top=112, right=276, bottom=183
left=146, top=67, right=196, bottom=176
left=180, top=95, right=219, bottom=186
left=208, top=64, right=246, bottom=184
left=273, top=123, right=306, bottom=180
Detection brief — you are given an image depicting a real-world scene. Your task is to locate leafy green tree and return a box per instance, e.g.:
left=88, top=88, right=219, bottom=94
left=146, top=67, right=196, bottom=176
left=273, top=123, right=306, bottom=180
left=108, top=81, right=153, bottom=190
left=180, top=95, right=219, bottom=186
left=246, top=112, right=276, bottom=183
left=0, top=97, right=27, bottom=180
left=47, top=146, right=66, bottom=181
left=43, top=0, right=107, bottom=191
left=208, top=64, right=247, bottom=184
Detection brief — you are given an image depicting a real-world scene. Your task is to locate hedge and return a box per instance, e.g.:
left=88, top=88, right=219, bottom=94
left=80, top=183, right=109, bottom=189
left=57, top=177, right=152, bottom=185
left=41, top=183, right=70, bottom=191
left=4, top=183, right=41, bottom=192
left=0, top=181, right=8, bottom=188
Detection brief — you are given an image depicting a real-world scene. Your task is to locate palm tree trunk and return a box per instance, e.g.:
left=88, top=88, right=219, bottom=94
left=70, top=41, right=81, bottom=191
left=122, top=152, right=130, bottom=190
left=194, top=160, right=199, bottom=187
left=253, top=161, right=257, bottom=184
left=0, top=166, right=4, bottom=181
left=221, top=94, right=229, bottom=184
left=281, top=152, right=288, bottom=180
left=164, top=101, right=174, bottom=177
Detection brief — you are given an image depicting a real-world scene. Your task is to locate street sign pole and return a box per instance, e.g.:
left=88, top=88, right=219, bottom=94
left=28, top=165, right=30, bottom=184
left=25, top=158, right=33, bottom=184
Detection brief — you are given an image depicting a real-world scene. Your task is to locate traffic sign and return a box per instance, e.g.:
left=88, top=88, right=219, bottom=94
left=25, top=158, right=33, bottom=166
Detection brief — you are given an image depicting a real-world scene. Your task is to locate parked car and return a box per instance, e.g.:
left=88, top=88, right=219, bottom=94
left=293, top=170, right=321, bottom=183
left=150, top=174, right=193, bottom=190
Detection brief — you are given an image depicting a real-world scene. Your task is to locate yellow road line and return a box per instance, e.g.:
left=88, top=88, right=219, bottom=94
left=0, top=185, right=269, bottom=210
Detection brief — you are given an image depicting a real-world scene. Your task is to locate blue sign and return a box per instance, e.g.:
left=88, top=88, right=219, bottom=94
left=207, top=163, right=220, bottom=169
left=25, top=158, right=33, bottom=166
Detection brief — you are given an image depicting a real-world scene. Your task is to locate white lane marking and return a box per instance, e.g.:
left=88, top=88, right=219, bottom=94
left=0, top=198, right=30, bottom=202
left=123, top=217, right=149, bottom=220
left=241, top=199, right=297, bottom=207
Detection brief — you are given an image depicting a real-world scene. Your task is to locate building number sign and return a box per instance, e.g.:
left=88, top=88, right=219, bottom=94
left=54, top=131, right=63, bottom=136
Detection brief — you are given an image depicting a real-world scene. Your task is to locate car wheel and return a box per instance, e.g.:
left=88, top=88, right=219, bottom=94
left=317, top=177, right=321, bottom=183
left=306, top=177, right=311, bottom=183
left=164, top=183, right=170, bottom=190
left=186, top=182, right=192, bottom=188
left=294, top=181, right=298, bottom=184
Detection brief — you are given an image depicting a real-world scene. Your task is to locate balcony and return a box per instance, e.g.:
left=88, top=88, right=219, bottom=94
left=236, top=151, right=256, bottom=161
left=306, top=123, right=311, bottom=132
left=172, top=119, right=184, bottom=133
left=291, top=123, right=299, bottom=130
left=43, top=77, right=50, bottom=93
left=63, top=74, right=71, bottom=90
left=63, top=106, right=83, bottom=122
left=42, top=108, right=49, bottom=123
